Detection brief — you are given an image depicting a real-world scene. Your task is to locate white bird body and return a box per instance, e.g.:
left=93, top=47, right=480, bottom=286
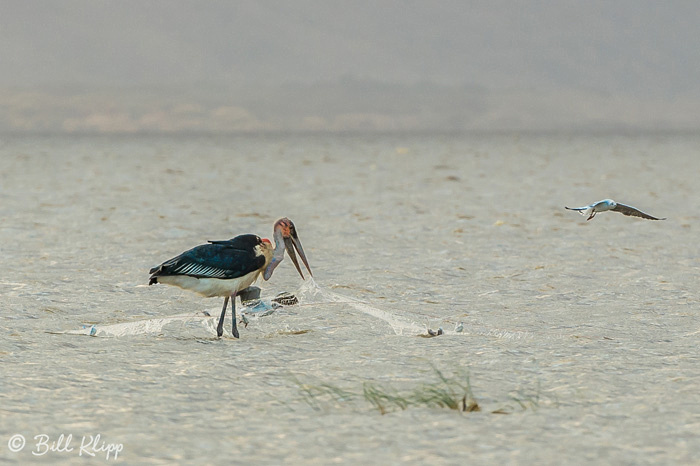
left=565, top=199, right=665, bottom=221
left=156, top=270, right=264, bottom=298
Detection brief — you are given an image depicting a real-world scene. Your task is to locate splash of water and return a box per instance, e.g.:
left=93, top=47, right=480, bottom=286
left=61, top=278, right=563, bottom=340
left=296, top=278, right=424, bottom=335
left=65, top=313, right=217, bottom=337
left=62, top=278, right=425, bottom=338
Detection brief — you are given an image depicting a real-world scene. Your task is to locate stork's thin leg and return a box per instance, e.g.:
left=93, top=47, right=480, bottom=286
left=230, top=292, right=239, bottom=339
left=217, top=296, right=229, bottom=338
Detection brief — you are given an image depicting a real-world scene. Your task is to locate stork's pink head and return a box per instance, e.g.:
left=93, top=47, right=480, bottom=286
left=263, top=218, right=312, bottom=281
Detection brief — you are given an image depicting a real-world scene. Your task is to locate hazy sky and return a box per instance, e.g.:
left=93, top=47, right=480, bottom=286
left=3, top=1, right=700, bottom=132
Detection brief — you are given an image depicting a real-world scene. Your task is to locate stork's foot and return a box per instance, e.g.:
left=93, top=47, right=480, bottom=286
left=216, top=323, right=224, bottom=338
left=231, top=323, right=240, bottom=339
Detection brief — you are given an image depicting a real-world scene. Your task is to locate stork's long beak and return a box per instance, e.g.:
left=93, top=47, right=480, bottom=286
left=263, top=218, right=313, bottom=280
left=283, top=230, right=312, bottom=279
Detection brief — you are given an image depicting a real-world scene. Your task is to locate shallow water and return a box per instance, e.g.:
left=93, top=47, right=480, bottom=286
left=1, top=133, right=699, bottom=464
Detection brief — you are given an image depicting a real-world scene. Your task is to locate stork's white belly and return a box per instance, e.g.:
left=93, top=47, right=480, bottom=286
left=158, top=270, right=261, bottom=297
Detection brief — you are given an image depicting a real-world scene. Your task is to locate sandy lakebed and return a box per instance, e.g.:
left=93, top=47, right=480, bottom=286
left=1, top=132, right=699, bottom=464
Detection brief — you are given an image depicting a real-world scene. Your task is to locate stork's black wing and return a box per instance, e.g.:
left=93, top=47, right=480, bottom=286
left=612, top=203, right=666, bottom=220
left=149, top=234, right=265, bottom=283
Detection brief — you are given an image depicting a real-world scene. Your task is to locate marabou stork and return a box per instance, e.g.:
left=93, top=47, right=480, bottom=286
left=149, top=218, right=312, bottom=338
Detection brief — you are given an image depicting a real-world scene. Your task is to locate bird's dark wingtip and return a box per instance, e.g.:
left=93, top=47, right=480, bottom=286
left=149, top=276, right=158, bottom=285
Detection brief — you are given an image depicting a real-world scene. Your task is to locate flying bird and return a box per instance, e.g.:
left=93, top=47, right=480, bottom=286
left=149, top=218, right=312, bottom=338
left=565, top=199, right=666, bottom=221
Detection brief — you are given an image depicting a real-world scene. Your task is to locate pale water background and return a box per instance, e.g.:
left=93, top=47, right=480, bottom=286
left=1, top=133, right=699, bottom=464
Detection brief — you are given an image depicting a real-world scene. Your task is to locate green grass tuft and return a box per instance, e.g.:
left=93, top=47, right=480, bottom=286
left=293, top=367, right=481, bottom=414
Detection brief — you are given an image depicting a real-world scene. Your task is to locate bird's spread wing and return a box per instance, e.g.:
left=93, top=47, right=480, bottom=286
left=611, top=203, right=666, bottom=220
left=150, top=243, right=265, bottom=280
left=565, top=205, right=590, bottom=212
